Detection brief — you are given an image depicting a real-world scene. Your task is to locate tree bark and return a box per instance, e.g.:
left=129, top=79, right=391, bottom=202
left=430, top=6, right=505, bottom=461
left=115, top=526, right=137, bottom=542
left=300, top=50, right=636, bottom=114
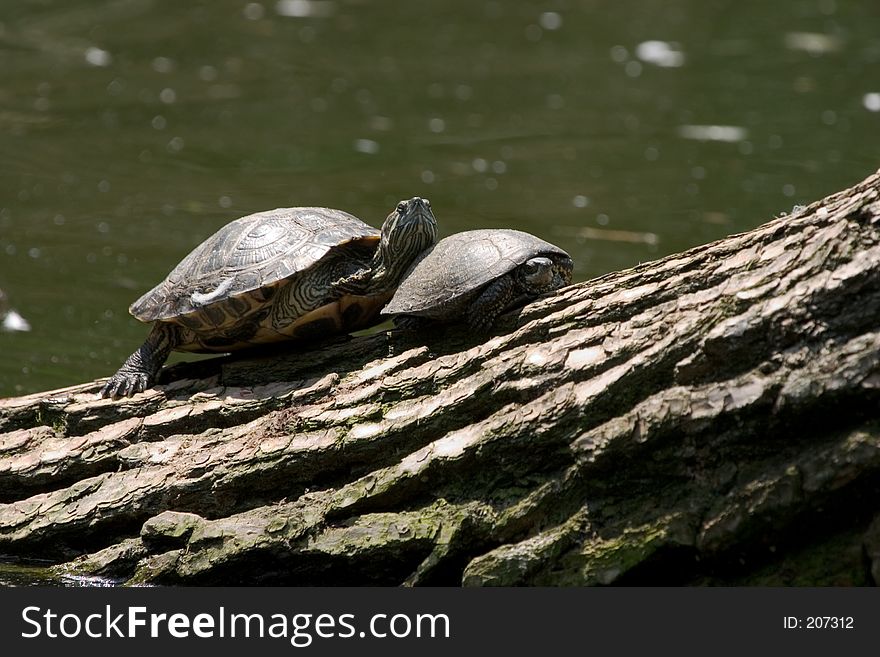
left=1, top=170, right=879, bottom=586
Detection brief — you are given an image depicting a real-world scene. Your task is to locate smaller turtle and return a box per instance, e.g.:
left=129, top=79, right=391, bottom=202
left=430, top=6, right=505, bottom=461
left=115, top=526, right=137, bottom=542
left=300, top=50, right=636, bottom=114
left=100, top=197, right=437, bottom=398
left=382, top=228, right=573, bottom=331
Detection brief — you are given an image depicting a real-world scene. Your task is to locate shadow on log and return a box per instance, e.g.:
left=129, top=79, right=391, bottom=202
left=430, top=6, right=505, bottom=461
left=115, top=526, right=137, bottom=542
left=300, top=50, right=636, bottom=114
left=2, top=170, right=880, bottom=586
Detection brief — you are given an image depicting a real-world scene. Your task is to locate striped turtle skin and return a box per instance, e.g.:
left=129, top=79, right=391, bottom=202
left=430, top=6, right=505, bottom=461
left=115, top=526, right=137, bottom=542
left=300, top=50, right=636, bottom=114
left=100, top=198, right=437, bottom=398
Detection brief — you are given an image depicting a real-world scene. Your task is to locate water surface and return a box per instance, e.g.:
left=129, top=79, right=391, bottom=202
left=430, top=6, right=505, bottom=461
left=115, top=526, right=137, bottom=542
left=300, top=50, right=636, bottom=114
left=2, top=0, right=878, bottom=396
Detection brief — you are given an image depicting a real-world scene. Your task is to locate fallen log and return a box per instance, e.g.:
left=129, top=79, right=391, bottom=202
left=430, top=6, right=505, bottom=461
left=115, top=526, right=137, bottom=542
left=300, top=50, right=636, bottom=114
left=1, top=169, right=879, bottom=585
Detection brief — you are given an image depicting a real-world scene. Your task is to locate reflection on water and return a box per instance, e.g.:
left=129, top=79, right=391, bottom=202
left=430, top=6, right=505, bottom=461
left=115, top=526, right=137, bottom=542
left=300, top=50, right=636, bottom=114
left=0, top=286, right=31, bottom=332
left=677, top=125, right=749, bottom=143
left=636, top=40, right=686, bottom=68
left=1, top=0, right=879, bottom=396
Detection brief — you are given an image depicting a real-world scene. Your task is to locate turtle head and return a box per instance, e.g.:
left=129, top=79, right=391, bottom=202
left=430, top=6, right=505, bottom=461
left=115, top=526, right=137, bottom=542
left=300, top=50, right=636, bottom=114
left=369, top=197, right=438, bottom=294
left=516, top=256, right=573, bottom=294
left=517, top=257, right=555, bottom=293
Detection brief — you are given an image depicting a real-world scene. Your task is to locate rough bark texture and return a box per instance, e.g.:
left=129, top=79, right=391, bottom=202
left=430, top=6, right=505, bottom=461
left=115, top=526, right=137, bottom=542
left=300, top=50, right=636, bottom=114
left=1, top=170, right=879, bottom=586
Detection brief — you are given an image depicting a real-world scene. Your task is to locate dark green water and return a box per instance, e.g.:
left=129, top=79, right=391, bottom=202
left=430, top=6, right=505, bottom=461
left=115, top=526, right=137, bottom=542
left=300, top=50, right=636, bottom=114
left=1, top=0, right=879, bottom=397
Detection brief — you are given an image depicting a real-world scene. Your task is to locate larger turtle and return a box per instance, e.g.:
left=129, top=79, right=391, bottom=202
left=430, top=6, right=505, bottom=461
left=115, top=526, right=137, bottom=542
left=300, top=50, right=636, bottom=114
left=381, top=228, right=572, bottom=331
left=100, top=197, right=437, bottom=398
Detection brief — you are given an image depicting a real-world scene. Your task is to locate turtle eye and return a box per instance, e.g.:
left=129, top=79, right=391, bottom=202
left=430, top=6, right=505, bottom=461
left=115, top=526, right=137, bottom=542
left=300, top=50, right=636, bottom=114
left=396, top=201, right=407, bottom=214
left=523, top=261, right=539, bottom=274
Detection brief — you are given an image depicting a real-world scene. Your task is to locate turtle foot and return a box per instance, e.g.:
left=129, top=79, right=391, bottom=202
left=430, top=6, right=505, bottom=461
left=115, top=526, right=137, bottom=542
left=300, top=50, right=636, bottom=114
left=99, top=324, right=174, bottom=399
left=98, top=369, right=152, bottom=399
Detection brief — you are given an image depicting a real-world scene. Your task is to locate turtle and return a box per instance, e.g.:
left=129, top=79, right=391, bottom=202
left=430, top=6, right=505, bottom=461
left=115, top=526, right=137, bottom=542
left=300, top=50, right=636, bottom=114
left=381, top=228, right=573, bottom=331
left=99, top=197, right=437, bottom=398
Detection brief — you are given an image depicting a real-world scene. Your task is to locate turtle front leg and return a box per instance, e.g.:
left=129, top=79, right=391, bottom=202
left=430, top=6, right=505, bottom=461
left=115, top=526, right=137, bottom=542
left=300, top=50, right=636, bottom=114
left=99, top=323, right=177, bottom=399
left=467, top=257, right=561, bottom=331
left=332, top=266, right=373, bottom=296
left=465, top=275, right=518, bottom=332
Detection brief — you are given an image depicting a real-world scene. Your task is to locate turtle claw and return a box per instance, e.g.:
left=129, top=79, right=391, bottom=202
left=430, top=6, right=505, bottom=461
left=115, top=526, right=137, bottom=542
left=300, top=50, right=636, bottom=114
left=100, top=325, right=172, bottom=399
left=98, top=370, right=150, bottom=399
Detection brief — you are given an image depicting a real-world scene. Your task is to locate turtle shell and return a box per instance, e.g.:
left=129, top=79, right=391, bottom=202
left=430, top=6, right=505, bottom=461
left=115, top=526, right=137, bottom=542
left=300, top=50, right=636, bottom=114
left=131, top=207, right=379, bottom=327
left=382, top=229, right=570, bottom=317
